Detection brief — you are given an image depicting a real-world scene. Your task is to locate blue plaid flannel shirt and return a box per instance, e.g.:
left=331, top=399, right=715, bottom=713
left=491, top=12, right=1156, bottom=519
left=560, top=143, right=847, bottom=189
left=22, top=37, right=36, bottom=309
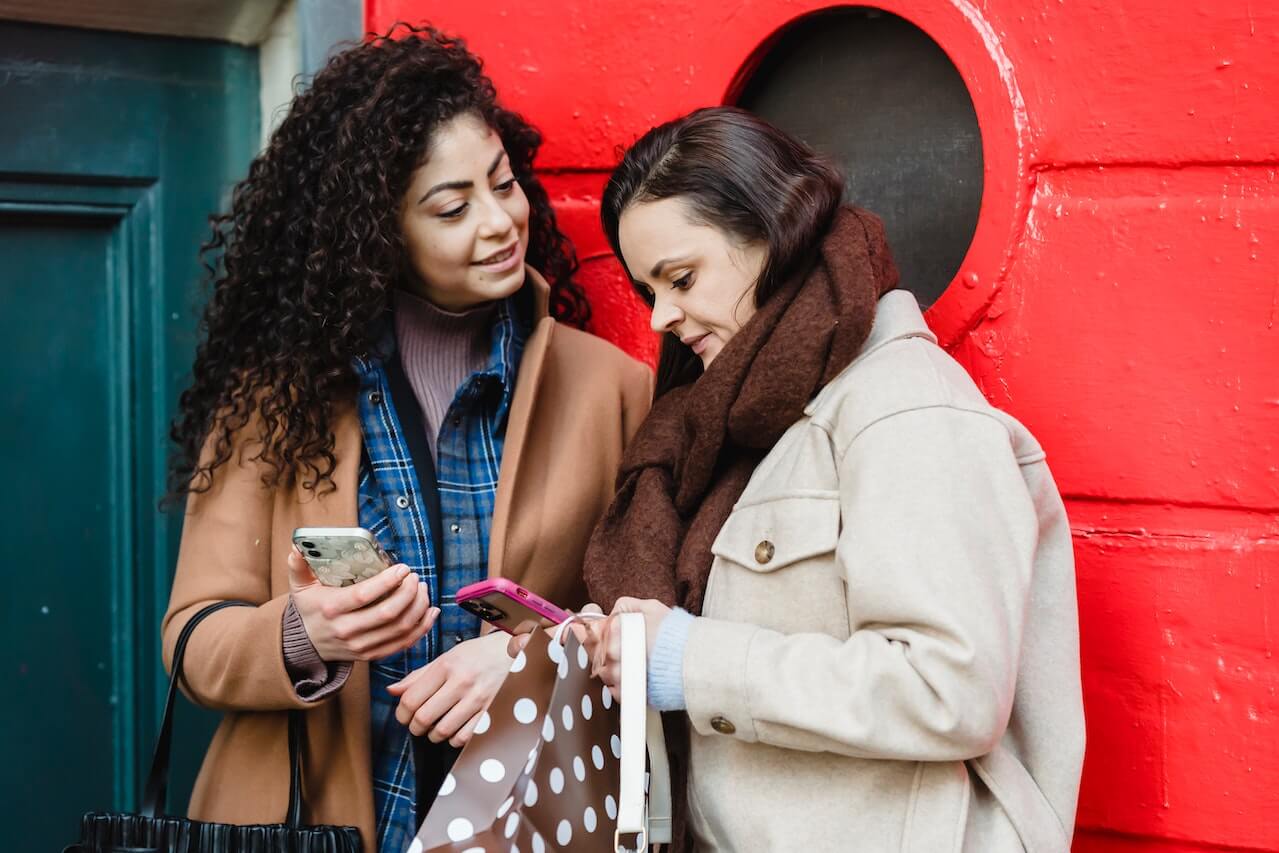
left=352, top=298, right=525, bottom=852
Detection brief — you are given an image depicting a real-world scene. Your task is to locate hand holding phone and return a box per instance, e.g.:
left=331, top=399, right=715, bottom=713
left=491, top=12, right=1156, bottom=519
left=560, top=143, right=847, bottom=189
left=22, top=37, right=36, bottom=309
left=287, top=527, right=438, bottom=662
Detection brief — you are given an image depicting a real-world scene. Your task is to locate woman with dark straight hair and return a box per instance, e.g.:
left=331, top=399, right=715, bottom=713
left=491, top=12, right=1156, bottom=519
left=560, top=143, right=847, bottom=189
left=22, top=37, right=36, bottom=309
left=582, top=107, right=1085, bottom=851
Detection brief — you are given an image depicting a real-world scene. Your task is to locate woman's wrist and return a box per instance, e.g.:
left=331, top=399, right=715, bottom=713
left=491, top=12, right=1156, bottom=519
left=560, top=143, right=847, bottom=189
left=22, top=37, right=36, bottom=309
left=647, top=607, right=694, bottom=711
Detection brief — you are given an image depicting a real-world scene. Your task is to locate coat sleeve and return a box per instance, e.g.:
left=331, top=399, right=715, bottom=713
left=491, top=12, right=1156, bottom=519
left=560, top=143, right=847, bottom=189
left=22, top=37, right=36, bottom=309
left=160, top=423, right=319, bottom=712
left=681, top=406, right=1039, bottom=761
left=620, top=356, right=655, bottom=447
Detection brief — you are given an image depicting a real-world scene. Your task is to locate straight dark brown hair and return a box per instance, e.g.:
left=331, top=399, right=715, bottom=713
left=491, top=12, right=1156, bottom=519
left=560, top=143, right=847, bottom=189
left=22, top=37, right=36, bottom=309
left=601, top=106, right=845, bottom=396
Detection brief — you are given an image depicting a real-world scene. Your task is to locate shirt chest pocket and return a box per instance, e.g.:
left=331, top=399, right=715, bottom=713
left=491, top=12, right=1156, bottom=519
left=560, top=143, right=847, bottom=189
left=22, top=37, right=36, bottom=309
left=707, top=491, right=849, bottom=638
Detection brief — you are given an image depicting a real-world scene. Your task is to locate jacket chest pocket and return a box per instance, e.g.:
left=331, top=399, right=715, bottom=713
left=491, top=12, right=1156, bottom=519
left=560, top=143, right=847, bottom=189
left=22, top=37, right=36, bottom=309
left=707, top=491, right=848, bottom=637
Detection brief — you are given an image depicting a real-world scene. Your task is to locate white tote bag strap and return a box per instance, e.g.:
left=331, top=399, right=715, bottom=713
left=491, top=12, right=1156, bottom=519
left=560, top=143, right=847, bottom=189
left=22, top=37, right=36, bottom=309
left=645, top=706, right=672, bottom=845
left=552, top=611, right=673, bottom=851
left=615, top=612, right=674, bottom=851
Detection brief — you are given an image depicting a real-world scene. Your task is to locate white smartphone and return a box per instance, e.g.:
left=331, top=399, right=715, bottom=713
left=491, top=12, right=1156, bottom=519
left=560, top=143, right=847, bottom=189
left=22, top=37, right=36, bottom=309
left=292, top=527, right=394, bottom=588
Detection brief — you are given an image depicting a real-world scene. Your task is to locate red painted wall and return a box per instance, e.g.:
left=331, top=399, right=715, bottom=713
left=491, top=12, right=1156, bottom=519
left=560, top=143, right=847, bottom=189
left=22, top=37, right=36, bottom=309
left=368, top=1, right=1279, bottom=849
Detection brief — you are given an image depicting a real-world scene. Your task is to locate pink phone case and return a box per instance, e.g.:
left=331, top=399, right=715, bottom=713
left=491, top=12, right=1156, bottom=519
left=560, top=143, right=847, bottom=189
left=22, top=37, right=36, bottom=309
left=455, top=578, right=571, bottom=634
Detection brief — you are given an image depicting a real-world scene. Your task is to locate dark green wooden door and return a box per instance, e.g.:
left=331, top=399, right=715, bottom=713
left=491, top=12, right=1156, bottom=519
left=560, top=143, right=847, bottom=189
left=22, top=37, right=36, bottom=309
left=0, top=21, right=258, bottom=850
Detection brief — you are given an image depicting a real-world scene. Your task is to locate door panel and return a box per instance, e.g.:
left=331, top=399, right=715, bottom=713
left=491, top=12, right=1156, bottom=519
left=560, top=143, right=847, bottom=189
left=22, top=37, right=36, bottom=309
left=0, top=22, right=259, bottom=850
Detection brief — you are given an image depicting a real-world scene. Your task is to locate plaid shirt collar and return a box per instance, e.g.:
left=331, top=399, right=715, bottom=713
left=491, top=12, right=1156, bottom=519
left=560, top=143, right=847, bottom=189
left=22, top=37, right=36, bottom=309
left=359, top=295, right=524, bottom=425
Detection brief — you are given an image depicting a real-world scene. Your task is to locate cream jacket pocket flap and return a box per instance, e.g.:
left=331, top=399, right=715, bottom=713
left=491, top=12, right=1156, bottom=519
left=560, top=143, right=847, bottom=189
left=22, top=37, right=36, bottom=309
left=711, top=491, right=841, bottom=571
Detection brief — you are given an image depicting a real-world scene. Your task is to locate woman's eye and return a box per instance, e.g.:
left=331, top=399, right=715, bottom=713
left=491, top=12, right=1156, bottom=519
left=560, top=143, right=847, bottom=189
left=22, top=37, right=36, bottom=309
left=672, top=273, right=693, bottom=290
left=495, top=178, right=518, bottom=193
left=439, top=204, right=467, bottom=219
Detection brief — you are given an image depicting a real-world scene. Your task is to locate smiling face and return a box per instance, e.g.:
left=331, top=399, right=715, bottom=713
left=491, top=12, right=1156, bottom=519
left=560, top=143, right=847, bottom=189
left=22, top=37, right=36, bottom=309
left=398, top=112, right=530, bottom=310
left=618, top=197, right=767, bottom=367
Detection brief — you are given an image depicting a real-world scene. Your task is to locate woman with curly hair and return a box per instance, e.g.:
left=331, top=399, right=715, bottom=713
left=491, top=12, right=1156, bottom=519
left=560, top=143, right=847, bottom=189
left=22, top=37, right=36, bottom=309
left=160, top=25, right=651, bottom=850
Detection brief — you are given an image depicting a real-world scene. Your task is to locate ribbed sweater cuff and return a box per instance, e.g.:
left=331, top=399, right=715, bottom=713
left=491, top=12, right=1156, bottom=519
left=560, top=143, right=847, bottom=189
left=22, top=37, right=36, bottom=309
left=648, top=607, right=694, bottom=711
left=282, top=598, right=351, bottom=702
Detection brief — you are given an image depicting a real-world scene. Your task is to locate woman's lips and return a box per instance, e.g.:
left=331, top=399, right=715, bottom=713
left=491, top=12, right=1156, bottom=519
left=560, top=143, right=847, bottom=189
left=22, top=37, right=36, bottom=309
left=474, top=243, right=521, bottom=272
left=683, top=333, right=712, bottom=356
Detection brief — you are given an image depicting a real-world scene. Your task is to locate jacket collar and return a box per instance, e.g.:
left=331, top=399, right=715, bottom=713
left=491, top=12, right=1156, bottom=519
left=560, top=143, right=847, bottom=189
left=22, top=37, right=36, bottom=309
left=860, top=289, right=936, bottom=355
left=804, top=289, right=935, bottom=415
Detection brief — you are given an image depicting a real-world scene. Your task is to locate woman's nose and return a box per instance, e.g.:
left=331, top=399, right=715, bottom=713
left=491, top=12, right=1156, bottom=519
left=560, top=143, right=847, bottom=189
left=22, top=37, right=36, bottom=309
left=477, top=195, right=515, bottom=239
left=650, top=295, right=683, bottom=334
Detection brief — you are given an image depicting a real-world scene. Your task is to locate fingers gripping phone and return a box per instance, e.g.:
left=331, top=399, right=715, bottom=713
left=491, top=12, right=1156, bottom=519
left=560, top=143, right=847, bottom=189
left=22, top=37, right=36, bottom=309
left=456, top=578, right=570, bottom=635
left=292, top=527, right=393, bottom=588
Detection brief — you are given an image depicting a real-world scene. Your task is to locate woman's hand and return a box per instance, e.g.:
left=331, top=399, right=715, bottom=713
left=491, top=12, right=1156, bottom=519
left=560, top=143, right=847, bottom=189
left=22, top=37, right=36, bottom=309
left=590, top=597, right=671, bottom=701
left=387, top=631, right=512, bottom=746
left=288, top=546, right=438, bottom=662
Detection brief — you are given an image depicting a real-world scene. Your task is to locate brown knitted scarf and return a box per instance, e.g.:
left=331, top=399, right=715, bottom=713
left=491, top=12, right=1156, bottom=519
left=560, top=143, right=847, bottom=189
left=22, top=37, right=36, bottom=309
left=582, top=206, right=899, bottom=852
left=585, top=206, right=899, bottom=613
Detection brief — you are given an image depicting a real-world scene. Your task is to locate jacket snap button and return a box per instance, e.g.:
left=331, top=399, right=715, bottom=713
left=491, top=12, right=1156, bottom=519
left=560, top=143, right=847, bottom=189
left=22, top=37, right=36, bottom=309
left=754, top=540, right=775, bottom=564
left=368, top=391, right=382, bottom=405
left=710, top=715, right=736, bottom=735
left=395, top=495, right=410, bottom=509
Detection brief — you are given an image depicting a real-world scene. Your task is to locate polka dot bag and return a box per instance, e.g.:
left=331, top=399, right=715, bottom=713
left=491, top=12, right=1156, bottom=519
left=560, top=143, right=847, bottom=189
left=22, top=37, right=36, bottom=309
left=409, top=614, right=669, bottom=853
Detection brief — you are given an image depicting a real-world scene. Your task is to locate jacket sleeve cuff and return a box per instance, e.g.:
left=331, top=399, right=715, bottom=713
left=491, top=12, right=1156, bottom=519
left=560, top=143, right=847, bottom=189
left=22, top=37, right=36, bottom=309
left=647, top=607, right=694, bottom=711
left=282, top=597, right=351, bottom=702
left=682, top=616, right=761, bottom=742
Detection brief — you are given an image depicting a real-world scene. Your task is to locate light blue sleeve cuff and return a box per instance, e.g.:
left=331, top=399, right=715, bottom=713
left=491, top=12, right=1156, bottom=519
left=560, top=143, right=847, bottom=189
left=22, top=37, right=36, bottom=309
left=647, top=607, right=694, bottom=711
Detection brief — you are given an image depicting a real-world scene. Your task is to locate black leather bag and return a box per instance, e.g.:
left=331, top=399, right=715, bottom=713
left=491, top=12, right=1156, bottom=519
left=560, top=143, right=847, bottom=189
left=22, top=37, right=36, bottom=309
left=64, top=600, right=363, bottom=853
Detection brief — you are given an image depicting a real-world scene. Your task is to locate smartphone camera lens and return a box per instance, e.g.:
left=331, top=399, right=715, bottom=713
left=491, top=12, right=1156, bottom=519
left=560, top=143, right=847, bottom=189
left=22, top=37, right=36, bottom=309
left=308, top=549, right=322, bottom=558
left=300, top=541, right=315, bottom=549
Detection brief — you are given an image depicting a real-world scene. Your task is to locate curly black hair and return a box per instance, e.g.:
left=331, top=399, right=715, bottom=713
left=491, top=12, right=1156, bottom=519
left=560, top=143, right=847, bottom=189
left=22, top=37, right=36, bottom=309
left=167, top=24, right=587, bottom=502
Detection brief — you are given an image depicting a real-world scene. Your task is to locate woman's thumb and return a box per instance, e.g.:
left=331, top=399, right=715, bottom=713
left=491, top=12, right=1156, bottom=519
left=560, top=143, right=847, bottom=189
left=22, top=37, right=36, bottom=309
left=287, top=546, right=320, bottom=591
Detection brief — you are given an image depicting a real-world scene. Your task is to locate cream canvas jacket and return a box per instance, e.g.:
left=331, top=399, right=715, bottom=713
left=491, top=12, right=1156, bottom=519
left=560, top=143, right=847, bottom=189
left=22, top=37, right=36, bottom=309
left=680, top=290, right=1085, bottom=852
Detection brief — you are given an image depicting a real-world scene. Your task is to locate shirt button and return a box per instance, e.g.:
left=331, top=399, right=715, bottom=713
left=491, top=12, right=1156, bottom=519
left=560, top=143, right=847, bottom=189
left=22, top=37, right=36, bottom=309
left=394, top=495, right=410, bottom=509
left=453, top=633, right=465, bottom=646
left=710, top=716, right=736, bottom=735
left=368, top=391, right=382, bottom=405
left=451, top=415, right=462, bottom=427
left=450, top=523, right=461, bottom=534
left=754, top=540, right=775, bottom=564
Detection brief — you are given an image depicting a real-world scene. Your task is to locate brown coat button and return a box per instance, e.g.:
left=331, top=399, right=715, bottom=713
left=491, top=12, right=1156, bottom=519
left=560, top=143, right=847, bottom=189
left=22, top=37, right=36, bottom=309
left=710, top=715, right=736, bottom=735
left=754, top=540, right=775, bottom=564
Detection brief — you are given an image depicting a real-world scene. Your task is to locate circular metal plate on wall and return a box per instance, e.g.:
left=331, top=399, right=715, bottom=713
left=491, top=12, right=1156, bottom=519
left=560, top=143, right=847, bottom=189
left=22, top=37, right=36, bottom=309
left=733, top=8, right=983, bottom=309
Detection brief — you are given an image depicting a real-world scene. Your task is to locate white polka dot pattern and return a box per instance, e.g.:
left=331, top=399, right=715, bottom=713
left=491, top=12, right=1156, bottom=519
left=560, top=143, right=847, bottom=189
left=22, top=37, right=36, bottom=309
left=480, top=759, right=506, bottom=783
left=407, top=627, right=624, bottom=852
left=513, top=698, right=538, bottom=724
left=446, top=817, right=474, bottom=842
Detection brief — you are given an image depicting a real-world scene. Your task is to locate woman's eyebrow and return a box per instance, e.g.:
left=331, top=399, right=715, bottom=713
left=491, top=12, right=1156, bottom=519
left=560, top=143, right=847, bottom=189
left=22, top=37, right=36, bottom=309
left=418, top=151, right=508, bottom=204
left=650, top=254, right=692, bottom=278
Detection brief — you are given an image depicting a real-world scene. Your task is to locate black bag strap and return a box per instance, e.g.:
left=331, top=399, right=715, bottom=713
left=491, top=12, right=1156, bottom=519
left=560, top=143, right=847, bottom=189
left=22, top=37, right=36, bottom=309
left=140, top=600, right=307, bottom=827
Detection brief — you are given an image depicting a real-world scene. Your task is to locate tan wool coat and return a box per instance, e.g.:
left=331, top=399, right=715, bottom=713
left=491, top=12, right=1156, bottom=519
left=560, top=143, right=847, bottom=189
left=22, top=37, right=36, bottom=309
left=161, top=270, right=652, bottom=849
left=681, top=291, right=1085, bottom=852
